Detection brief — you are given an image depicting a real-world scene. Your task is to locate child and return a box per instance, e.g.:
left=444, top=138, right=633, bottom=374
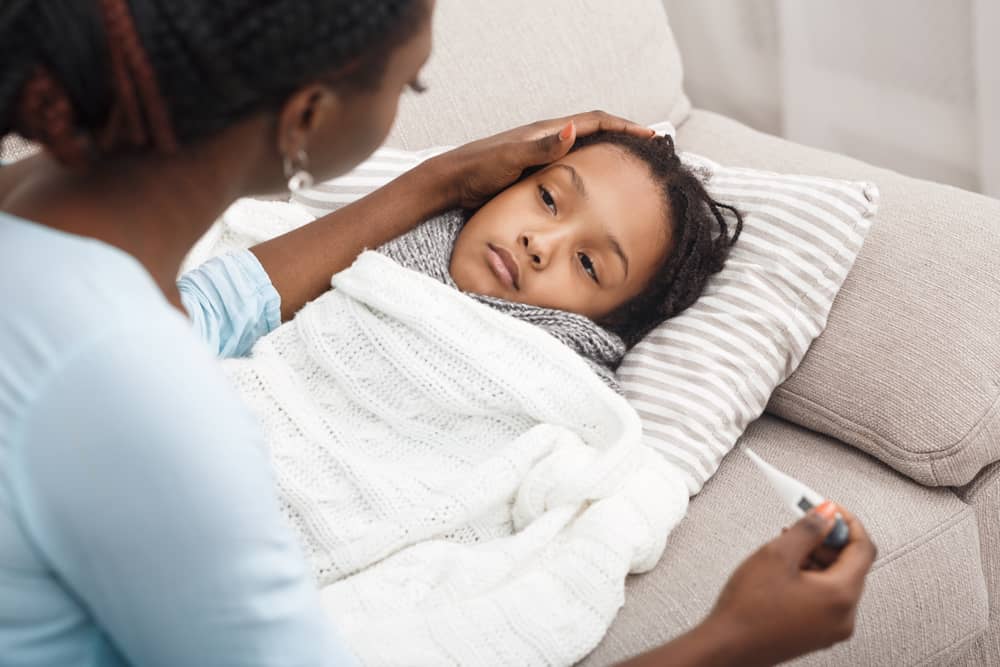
left=217, top=134, right=737, bottom=656
left=377, top=131, right=743, bottom=388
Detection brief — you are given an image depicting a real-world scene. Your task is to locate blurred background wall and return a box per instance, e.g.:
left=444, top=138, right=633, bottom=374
left=663, top=0, right=1000, bottom=198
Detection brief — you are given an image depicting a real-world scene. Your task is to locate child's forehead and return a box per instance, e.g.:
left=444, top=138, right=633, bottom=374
left=547, top=144, right=658, bottom=204
left=557, top=142, right=639, bottom=170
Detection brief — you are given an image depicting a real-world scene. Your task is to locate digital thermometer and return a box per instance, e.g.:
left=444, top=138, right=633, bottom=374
left=744, top=448, right=850, bottom=549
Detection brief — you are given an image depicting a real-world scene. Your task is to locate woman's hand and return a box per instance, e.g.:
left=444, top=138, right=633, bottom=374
left=424, top=110, right=657, bottom=210
left=704, top=504, right=878, bottom=666
left=618, top=503, right=877, bottom=667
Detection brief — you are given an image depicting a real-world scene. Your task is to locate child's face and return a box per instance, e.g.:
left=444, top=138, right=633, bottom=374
left=450, top=144, right=672, bottom=320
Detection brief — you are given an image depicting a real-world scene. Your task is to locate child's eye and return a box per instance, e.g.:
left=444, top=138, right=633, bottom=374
left=539, top=185, right=557, bottom=215
left=578, top=252, right=599, bottom=283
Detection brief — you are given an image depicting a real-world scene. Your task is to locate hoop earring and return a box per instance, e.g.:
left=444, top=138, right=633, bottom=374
left=283, top=148, right=314, bottom=192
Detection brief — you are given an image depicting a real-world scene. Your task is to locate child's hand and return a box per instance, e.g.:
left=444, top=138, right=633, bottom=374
left=425, top=111, right=656, bottom=209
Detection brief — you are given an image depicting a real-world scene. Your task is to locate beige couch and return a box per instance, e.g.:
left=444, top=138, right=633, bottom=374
left=381, top=2, right=1000, bottom=666
left=5, top=2, right=997, bottom=665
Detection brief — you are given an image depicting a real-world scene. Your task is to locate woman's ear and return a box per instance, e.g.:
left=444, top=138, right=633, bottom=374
left=275, top=83, right=342, bottom=159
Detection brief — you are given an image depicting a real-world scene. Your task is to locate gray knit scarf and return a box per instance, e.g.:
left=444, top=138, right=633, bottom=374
left=376, top=210, right=626, bottom=393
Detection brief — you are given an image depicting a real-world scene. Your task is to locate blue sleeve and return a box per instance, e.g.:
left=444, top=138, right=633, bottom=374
left=177, top=249, right=282, bottom=358
left=9, top=324, right=357, bottom=667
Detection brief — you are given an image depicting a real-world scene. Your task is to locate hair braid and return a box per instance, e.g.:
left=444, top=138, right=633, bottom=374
left=14, top=66, right=91, bottom=165
left=96, top=0, right=176, bottom=154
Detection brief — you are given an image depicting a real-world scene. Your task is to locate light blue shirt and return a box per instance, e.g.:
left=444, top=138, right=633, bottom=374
left=0, top=212, right=357, bottom=666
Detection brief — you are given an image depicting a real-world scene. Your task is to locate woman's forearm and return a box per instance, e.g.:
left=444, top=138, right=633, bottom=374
left=249, top=157, right=456, bottom=321
left=616, top=614, right=750, bottom=667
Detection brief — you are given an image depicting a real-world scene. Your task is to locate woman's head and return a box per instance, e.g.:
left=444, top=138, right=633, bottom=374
left=450, top=131, right=743, bottom=347
left=1, top=0, right=432, bottom=185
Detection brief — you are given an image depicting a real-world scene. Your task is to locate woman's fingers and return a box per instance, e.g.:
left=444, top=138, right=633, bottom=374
left=804, top=506, right=877, bottom=596
left=565, top=110, right=657, bottom=139
left=506, top=111, right=654, bottom=168
left=427, top=111, right=657, bottom=209
left=515, top=111, right=655, bottom=144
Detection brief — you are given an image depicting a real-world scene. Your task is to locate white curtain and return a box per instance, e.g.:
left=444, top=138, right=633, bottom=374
left=663, top=0, right=1000, bottom=199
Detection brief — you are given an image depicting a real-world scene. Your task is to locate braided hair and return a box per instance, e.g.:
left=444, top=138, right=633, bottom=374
left=569, top=131, right=744, bottom=349
left=0, top=0, right=426, bottom=166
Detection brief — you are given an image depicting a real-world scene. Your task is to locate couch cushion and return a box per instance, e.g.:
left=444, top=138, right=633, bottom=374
left=954, top=462, right=1000, bottom=665
left=580, top=414, right=987, bottom=666
left=676, top=109, right=1000, bottom=487
left=384, top=0, right=690, bottom=149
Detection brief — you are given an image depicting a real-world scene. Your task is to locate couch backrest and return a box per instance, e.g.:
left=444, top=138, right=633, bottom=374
left=385, top=0, right=690, bottom=150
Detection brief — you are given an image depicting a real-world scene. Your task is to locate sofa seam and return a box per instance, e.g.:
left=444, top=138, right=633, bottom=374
left=869, top=507, right=976, bottom=573
left=958, top=459, right=1000, bottom=501
left=914, top=620, right=987, bottom=667
left=769, top=384, right=1000, bottom=474
left=872, top=507, right=988, bottom=666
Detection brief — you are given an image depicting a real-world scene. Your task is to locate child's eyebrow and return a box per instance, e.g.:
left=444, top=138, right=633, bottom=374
left=549, top=164, right=588, bottom=200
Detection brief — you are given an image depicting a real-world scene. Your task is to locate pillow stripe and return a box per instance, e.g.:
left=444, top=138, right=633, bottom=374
left=630, top=329, right=776, bottom=403
left=618, top=368, right=753, bottom=429
left=714, top=179, right=868, bottom=219
left=730, top=234, right=839, bottom=288
left=692, top=158, right=878, bottom=208
left=719, top=200, right=862, bottom=257
left=721, top=257, right=825, bottom=307
left=644, top=444, right=709, bottom=490
left=621, top=346, right=768, bottom=411
left=734, top=204, right=858, bottom=258
left=640, top=438, right=721, bottom=483
left=694, top=287, right=813, bottom=362
left=618, top=338, right=764, bottom=398
left=619, top=366, right=751, bottom=421
left=626, top=399, right=725, bottom=456
left=657, top=315, right=786, bottom=386
left=680, top=297, right=807, bottom=371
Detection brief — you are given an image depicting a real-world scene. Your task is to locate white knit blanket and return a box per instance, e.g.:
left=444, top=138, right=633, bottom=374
left=222, top=251, right=690, bottom=666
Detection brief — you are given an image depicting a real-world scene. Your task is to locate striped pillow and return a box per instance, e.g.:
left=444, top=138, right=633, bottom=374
left=286, top=130, right=879, bottom=496
left=621, top=153, right=878, bottom=494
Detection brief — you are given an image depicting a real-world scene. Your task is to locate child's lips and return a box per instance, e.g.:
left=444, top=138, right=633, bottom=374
left=486, top=243, right=520, bottom=290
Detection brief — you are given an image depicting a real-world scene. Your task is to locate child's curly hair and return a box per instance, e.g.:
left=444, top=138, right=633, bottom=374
left=569, top=131, right=743, bottom=350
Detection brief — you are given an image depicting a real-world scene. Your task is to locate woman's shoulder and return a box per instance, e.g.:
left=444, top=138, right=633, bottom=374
left=0, top=212, right=248, bottom=439
left=1, top=211, right=166, bottom=330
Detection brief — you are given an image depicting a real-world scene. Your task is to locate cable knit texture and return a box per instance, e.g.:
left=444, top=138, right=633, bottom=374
left=221, top=251, right=690, bottom=666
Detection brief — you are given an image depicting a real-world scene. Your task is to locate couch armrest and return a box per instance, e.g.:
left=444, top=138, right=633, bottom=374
left=677, top=109, right=1000, bottom=487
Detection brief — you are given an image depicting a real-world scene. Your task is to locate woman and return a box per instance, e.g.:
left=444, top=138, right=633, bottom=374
left=0, top=1, right=876, bottom=666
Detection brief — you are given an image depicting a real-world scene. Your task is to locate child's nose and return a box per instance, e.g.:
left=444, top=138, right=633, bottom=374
left=520, top=232, right=551, bottom=269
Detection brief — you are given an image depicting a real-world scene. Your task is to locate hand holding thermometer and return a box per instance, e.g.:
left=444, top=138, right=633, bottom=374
left=744, top=448, right=850, bottom=549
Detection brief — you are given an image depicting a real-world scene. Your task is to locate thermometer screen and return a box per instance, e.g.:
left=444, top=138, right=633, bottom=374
left=797, top=497, right=814, bottom=512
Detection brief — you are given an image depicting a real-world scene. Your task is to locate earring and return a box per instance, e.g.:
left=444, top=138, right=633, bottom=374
left=283, top=148, right=314, bottom=192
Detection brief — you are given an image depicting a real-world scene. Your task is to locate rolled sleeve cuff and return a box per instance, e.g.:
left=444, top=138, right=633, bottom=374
left=177, top=249, right=282, bottom=358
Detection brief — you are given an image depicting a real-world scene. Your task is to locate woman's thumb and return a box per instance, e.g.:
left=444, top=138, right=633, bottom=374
left=524, top=120, right=575, bottom=167
left=774, top=508, right=836, bottom=561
